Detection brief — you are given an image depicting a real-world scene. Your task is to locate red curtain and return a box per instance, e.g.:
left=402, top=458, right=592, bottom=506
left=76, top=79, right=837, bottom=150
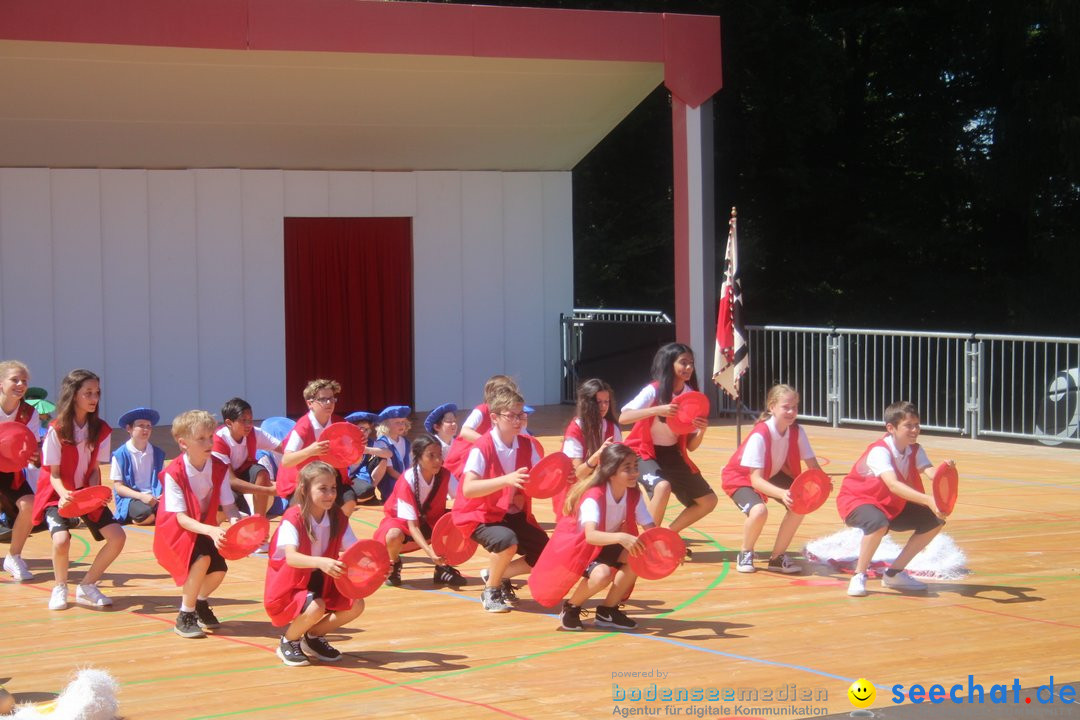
left=284, top=217, right=413, bottom=417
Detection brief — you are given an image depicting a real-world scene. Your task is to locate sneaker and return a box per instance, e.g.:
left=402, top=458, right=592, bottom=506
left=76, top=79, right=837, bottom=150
left=847, top=572, right=868, bottom=597
left=174, top=610, right=205, bottom=638
left=76, top=583, right=113, bottom=607
left=881, top=570, right=928, bottom=591
left=559, top=600, right=583, bottom=631
left=385, top=558, right=402, bottom=587
left=481, top=586, right=511, bottom=613
left=277, top=636, right=310, bottom=666
left=736, top=550, right=756, bottom=573
left=433, top=564, right=467, bottom=588
left=301, top=633, right=342, bottom=662
left=479, top=569, right=518, bottom=604
left=766, top=553, right=801, bottom=574
left=595, top=605, right=636, bottom=630
left=4, top=554, right=32, bottom=582
left=48, top=583, right=68, bottom=611
left=195, top=599, right=221, bottom=629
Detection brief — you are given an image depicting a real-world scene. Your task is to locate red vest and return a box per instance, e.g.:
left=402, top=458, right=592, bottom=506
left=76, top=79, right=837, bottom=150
left=153, top=455, right=229, bottom=586
left=32, top=421, right=112, bottom=524
left=720, top=421, right=804, bottom=498
left=276, top=413, right=346, bottom=499
left=383, top=467, right=451, bottom=529
left=451, top=431, right=539, bottom=538
left=528, top=484, right=642, bottom=607
left=5, top=400, right=38, bottom=490
left=552, top=417, right=618, bottom=520
left=213, top=425, right=257, bottom=473
left=622, top=383, right=699, bottom=473
left=836, top=435, right=924, bottom=520
left=264, top=505, right=351, bottom=627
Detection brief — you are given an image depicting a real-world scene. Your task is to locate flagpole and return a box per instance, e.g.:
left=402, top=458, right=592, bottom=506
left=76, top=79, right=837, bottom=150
left=735, top=377, right=742, bottom=446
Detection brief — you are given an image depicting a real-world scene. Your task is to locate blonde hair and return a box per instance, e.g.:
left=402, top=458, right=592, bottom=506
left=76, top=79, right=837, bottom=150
left=758, top=384, right=799, bottom=423
left=302, top=378, right=341, bottom=402
left=0, top=360, right=29, bottom=380
left=563, top=443, right=638, bottom=516
left=171, top=409, right=217, bottom=441
left=483, top=375, right=518, bottom=405
left=488, top=386, right=524, bottom=415
left=294, top=461, right=340, bottom=543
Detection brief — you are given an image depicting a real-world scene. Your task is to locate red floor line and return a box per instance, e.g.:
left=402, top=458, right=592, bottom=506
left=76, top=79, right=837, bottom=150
left=955, top=604, right=1080, bottom=630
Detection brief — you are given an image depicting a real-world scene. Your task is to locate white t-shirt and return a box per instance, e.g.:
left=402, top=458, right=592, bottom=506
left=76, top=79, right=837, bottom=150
left=284, top=412, right=329, bottom=453
left=464, top=432, right=541, bottom=515
left=394, top=466, right=455, bottom=521
left=212, top=426, right=280, bottom=470
left=578, top=484, right=653, bottom=532
left=740, top=417, right=816, bottom=478
left=274, top=512, right=358, bottom=560
left=562, top=418, right=623, bottom=459
left=463, top=407, right=485, bottom=431
left=109, top=440, right=157, bottom=492
left=163, top=456, right=237, bottom=516
left=622, top=384, right=692, bottom=447
left=0, top=403, right=41, bottom=439
left=42, top=423, right=111, bottom=488
left=866, top=436, right=931, bottom=478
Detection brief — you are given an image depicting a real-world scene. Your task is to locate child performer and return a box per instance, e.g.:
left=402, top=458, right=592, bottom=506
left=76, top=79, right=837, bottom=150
left=212, top=397, right=284, bottom=517
left=374, top=434, right=465, bottom=588
left=557, top=378, right=621, bottom=519
left=110, top=407, right=165, bottom=525
left=444, top=375, right=517, bottom=480
left=453, top=386, right=547, bottom=613
left=425, top=403, right=459, bottom=460
left=153, top=410, right=241, bottom=637
left=264, top=461, right=365, bottom=666
left=344, top=411, right=389, bottom=505
left=372, top=406, right=412, bottom=503
left=277, top=379, right=351, bottom=512
left=721, top=384, right=824, bottom=573
left=33, top=369, right=126, bottom=610
left=0, top=360, right=40, bottom=581
left=837, top=401, right=952, bottom=597
left=619, top=343, right=717, bottom=536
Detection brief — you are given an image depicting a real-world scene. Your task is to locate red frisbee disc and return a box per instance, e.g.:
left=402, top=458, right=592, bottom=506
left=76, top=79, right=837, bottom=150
left=627, top=527, right=686, bottom=581
left=788, top=468, right=832, bottom=515
left=334, top=539, right=391, bottom=600
left=666, top=391, right=710, bottom=434
left=320, top=422, right=366, bottom=467
left=0, top=422, right=37, bottom=473
left=932, top=462, right=959, bottom=515
left=430, top=513, right=478, bottom=566
left=218, top=515, right=270, bottom=560
left=523, top=452, right=573, bottom=499
left=58, top=485, right=112, bottom=519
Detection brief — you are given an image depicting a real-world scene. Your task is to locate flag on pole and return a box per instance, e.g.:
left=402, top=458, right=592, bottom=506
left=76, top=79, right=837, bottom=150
left=713, top=207, right=748, bottom=399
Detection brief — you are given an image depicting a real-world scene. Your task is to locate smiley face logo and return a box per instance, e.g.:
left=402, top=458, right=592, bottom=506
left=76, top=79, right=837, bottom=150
left=848, top=678, right=876, bottom=708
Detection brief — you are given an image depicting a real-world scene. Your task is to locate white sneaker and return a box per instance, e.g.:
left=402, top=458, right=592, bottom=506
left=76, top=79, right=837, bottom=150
left=736, top=550, right=756, bottom=573
left=76, top=583, right=113, bottom=607
left=49, top=583, right=69, bottom=610
left=847, top=573, right=868, bottom=597
left=4, top=554, right=32, bottom=582
left=881, top=570, right=928, bottom=591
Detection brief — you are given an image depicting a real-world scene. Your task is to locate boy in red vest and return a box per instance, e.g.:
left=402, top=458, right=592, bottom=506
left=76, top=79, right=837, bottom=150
left=836, top=401, right=953, bottom=597
left=212, top=397, right=284, bottom=518
left=154, top=410, right=241, bottom=638
left=453, top=387, right=548, bottom=613
left=277, top=379, right=353, bottom=511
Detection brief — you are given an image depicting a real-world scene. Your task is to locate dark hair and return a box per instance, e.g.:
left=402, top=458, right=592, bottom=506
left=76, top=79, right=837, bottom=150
left=220, top=397, right=253, bottom=422
left=651, top=342, right=698, bottom=404
left=55, top=369, right=103, bottom=448
left=409, top=434, right=444, bottom=523
left=884, top=401, right=920, bottom=427
left=576, top=378, right=616, bottom=459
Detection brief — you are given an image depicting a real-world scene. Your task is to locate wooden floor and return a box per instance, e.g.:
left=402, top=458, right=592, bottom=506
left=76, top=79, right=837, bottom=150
left=3, top=405, right=1078, bottom=719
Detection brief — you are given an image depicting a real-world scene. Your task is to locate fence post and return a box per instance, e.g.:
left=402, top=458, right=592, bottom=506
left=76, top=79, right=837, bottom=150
left=827, top=331, right=842, bottom=427
left=964, top=336, right=981, bottom=438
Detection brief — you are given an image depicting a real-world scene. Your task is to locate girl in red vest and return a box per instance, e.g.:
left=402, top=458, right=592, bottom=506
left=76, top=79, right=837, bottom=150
left=532, top=443, right=654, bottom=631
left=721, top=384, right=824, bottom=574
left=374, top=434, right=465, bottom=588
left=555, top=379, right=622, bottom=519
left=0, top=360, right=41, bottom=582
left=619, top=343, right=717, bottom=543
left=34, top=369, right=126, bottom=611
left=264, top=461, right=365, bottom=666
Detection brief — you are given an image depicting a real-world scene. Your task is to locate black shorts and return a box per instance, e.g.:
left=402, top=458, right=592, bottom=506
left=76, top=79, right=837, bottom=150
left=190, top=534, right=228, bottom=575
left=639, top=445, right=715, bottom=508
left=350, top=474, right=375, bottom=501
left=301, top=570, right=327, bottom=612
left=126, top=499, right=156, bottom=524
left=845, top=502, right=944, bottom=535
left=730, top=472, right=794, bottom=514
left=45, top=505, right=119, bottom=542
left=0, top=472, right=34, bottom=516
left=471, top=512, right=549, bottom=567
left=584, top=543, right=625, bottom=578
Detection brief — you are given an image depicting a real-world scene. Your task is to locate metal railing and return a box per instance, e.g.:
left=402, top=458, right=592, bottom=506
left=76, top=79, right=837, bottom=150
left=560, top=312, right=1080, bottom=446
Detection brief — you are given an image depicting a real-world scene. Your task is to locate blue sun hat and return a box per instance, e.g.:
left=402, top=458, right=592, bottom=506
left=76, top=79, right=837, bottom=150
left=424, top=403, right=458, bottom=434
left=259, top=416, right=296, bottom=443
left=377, top=406, right=411, bottom=423
left=117, top=407, right=160, bottom=428
left=345, top=411, right=379, bottom=426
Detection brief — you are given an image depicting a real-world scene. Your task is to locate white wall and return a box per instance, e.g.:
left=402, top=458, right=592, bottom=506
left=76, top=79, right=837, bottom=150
left=0, top=169, right=572, bottom=423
